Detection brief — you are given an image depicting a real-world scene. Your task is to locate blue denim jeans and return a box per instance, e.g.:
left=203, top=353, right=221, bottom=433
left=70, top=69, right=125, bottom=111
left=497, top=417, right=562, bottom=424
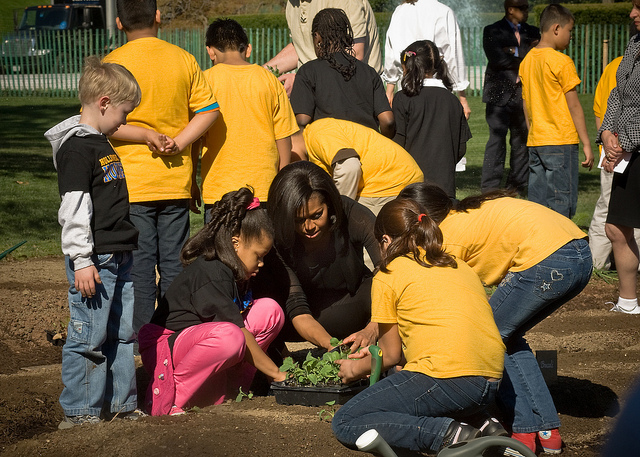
left=332, top=370, right=500, bottom=452
left=60, top=252, right=137, bottom=416
left=528, top=144, right=579, bottom=218
left=129, top=201, right=190, bottom=333
left=490, top=239, right=592, bottom=433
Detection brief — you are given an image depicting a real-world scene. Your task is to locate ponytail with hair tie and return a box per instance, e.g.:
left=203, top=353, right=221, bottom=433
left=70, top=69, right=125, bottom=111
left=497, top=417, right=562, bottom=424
left=402, top=50, right=417, bottom=63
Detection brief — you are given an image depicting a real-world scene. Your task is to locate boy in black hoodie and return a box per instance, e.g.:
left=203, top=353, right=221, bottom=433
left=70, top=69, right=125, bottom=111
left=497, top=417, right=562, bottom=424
left=45, top=56, right=150, bottom=428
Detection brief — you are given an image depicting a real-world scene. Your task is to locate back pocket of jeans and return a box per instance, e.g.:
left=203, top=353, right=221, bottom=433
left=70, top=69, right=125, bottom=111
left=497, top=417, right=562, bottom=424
left=532, top=265, right=573, bottom=300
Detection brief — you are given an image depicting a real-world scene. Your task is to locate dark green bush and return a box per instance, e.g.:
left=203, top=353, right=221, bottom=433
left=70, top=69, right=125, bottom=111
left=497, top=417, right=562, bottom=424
left=530, top=3, right=633, bottom=27
left=212, top=4, right=633, bottom=31
left=211, top=13, right=289, bottom=29
left=216, top=12, right=396, bottom=30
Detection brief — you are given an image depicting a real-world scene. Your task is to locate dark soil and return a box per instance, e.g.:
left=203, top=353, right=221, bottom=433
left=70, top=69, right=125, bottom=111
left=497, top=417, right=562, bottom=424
left=1, top=257, right=639, bottom=456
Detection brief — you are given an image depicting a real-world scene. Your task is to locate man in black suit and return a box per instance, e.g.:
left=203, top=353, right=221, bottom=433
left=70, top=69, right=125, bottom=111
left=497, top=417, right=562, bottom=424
left=481, top=0, right=540, bottom=194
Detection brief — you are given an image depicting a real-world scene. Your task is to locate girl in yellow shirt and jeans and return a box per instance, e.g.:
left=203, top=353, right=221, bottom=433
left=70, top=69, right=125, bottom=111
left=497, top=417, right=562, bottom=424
left=332, top=198, right=505, bottom=454
left=400, top=183, right=592, bottom=454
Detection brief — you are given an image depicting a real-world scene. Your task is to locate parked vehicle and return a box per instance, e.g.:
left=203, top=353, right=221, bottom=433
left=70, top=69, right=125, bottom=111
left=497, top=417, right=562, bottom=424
left=1, top=0, right=106, bottom=74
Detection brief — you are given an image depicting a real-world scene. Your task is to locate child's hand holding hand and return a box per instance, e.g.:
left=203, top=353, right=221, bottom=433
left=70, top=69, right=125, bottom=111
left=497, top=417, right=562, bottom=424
left=74, top=265, right=101, bottom=298
left=146, top=132, right=180, bottom=156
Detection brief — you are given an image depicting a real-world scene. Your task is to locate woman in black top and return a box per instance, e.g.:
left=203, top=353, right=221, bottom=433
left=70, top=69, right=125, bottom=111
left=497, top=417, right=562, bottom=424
left=266, top=161, right=381, bottom=351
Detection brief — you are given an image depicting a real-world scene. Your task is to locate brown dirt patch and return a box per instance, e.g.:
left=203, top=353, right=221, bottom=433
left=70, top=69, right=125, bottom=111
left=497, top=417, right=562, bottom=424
left=1, top=257, right=639, bottom=456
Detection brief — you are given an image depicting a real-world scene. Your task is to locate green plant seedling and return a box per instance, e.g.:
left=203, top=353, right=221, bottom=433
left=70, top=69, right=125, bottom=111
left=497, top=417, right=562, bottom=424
left=235, top=387, right=254, bottom=402
left=318, top=400, right=337, bottom=422
left=278, top=339, right=351, bottom=386
left=592, top=268, right=619, bottom=285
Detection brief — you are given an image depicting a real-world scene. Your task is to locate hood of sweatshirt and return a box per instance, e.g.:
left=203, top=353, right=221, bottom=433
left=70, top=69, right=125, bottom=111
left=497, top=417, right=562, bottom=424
left=44, top=115, right=102, bottom=169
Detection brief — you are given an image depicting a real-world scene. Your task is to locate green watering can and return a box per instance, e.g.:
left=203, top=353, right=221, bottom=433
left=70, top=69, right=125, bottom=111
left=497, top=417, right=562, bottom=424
left=368, top=344, right=382, bottom=386
left=357, top=431, right=536, bottom=457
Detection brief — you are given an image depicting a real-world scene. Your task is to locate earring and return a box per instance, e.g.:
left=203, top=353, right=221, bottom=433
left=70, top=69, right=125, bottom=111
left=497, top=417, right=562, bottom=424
left=330, top=215, right=337, bottom=224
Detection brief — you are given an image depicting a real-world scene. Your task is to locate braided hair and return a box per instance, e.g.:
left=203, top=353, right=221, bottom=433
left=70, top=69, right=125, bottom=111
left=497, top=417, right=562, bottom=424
left=374, top=198, right=457, bottom=273
left=400, top=40, right=454, bottom=96
left=311, top=8, right=357, bottom=81
left=180, top=187, right=274, bottom=283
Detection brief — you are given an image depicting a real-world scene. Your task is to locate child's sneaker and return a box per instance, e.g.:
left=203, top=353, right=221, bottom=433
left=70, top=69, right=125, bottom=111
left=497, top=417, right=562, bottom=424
left=477, top=416, right=508, bottom=437
left=58, top=415, right=101, bottom=430
left=511, top=432, right=536, bottom=453
left=169, top=405, right=186, bottom=416
left=538, top=429, right=562, bottom=454
left=440, top=421, right=481, bottom=450
left=609, top=302, right=640, bottom=314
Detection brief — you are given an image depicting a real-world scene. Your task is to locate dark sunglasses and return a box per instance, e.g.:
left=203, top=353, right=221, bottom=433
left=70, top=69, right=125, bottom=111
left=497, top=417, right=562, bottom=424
left=514, top=4, right=529, bottom=11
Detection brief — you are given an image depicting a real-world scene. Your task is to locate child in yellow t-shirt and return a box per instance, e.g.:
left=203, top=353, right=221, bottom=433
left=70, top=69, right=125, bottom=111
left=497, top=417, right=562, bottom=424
left=104, top=0, right=220, bottom=334
left=331, top=198, right=505, bottom=454
left=199, top=19, right=298, bottom=216
left=519, top=3, right=593, bottom=219
left=301, top=117, right=423, bottom=215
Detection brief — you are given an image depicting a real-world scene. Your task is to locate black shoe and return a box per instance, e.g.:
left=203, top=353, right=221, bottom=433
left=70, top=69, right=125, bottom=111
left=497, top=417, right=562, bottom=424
left=440, top=421, right=481, bottom=450
left=478, top=416, right=508, bottom=437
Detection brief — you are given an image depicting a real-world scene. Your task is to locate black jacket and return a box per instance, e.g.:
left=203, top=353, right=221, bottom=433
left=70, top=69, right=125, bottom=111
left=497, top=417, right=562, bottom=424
left=482, top=18, right=540, bottom=106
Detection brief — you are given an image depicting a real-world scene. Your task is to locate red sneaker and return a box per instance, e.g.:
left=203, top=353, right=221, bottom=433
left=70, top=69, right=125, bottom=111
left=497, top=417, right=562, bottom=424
left=169, top=405, right=186, bottom=416
left=511, top=432, right=537, bottom=453
left=538, top=429, right=562, bottom=454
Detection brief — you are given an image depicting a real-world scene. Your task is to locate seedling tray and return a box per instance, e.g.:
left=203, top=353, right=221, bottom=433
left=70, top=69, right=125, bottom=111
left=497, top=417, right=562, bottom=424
left=271, top=380, right=368, bottom=406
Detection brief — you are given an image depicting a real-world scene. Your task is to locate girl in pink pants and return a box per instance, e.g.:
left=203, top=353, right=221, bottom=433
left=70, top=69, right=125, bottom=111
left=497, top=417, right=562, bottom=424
left=139, top=188, right=287, bottom=415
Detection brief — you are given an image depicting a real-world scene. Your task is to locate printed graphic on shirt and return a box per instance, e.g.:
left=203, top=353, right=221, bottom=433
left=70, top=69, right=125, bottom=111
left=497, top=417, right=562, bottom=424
left=100, top=154, right=126, bottom=183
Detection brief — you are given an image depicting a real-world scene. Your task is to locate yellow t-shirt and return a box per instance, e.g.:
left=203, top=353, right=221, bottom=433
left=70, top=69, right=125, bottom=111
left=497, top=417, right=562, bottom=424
left=104, top=37, right=218, bottom=202
left=519, top=47, right=581, bottom=147
left=372, top=254, right=505, bottom=379
left=593, top=57, right=623, bottom=120
left=440, top=198, right=587, bottom=286
left=304, top=118, right=423, bottom=198
left=593, top=57, right=623, bottom=160
left=201, top=64, right=298, bottom=203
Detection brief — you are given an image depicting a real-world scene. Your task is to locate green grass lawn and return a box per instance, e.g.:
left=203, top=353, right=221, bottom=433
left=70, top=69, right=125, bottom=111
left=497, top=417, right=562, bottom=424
left=0, top=94, right=601, bottom=259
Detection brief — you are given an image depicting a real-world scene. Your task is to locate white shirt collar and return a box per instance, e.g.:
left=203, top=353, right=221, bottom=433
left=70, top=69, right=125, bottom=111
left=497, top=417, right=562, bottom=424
left=422, top=78, right=447, bottom=89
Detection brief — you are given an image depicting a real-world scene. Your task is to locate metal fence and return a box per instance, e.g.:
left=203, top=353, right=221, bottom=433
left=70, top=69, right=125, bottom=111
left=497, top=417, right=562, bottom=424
left=0, top=24, right=631, bottom=97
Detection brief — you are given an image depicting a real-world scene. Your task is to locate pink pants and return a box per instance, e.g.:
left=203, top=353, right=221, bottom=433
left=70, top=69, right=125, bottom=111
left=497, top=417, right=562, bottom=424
left=171, top=297, right=283, bottom=408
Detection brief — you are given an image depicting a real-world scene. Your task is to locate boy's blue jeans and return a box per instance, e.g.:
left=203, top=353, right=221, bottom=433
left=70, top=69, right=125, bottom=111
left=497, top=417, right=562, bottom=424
left=528, top=144, right=579, bottom=218
left=490, top=239, right=592, bottom=433
left=332, top=370, right=500, bottom=452
left=60, top=252, right=137, bottom=416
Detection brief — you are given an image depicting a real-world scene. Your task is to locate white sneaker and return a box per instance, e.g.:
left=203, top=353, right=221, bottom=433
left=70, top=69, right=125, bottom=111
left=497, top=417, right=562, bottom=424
left=608, top=302, right=640, bottom=314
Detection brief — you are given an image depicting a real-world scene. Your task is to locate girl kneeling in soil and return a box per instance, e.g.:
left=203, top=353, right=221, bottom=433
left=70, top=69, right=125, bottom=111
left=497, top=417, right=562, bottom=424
left=331, top=198, right=505, bottom=453
left=399, top=183, right=593, bottom=453
left=138, top=188, right=286, bottom=415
